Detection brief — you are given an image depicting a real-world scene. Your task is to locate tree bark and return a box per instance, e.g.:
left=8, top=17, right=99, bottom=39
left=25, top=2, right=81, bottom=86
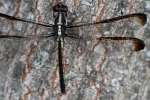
left=0, top=0, right=149, bottom=100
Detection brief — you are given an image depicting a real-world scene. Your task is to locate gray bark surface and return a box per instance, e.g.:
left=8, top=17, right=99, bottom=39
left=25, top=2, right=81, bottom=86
left=0, top=0, right=149, bottom=100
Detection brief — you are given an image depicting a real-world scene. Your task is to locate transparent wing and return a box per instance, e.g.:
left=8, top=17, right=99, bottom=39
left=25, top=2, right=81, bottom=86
left=0, top=13, right=54, bottom=27
left=0, top=33, right=56, bottom=39
left=96, top=37, right=145, bottom=51
left=66, top=13, right=147, bottom=28
left=0, top=13, right=55, bottom=38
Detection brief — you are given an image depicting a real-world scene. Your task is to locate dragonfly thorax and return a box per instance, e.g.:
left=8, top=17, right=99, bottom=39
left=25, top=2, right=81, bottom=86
left=53, top=3, right=68, bottom=38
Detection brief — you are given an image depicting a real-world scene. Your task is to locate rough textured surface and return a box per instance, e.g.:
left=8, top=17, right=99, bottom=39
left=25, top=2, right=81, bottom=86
left=0, top=0, right=149, bottom=100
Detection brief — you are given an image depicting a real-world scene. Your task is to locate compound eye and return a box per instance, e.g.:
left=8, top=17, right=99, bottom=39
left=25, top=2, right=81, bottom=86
left=53, top=12, right=58, bottom=17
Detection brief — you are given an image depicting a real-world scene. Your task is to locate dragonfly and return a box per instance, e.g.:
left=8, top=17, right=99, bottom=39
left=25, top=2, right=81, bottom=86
left=0, top=2, right=147, bottom=94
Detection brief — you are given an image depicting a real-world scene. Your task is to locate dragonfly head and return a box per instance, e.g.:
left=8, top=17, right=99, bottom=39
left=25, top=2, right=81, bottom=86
left=53, top=2, right=68, bottom=17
